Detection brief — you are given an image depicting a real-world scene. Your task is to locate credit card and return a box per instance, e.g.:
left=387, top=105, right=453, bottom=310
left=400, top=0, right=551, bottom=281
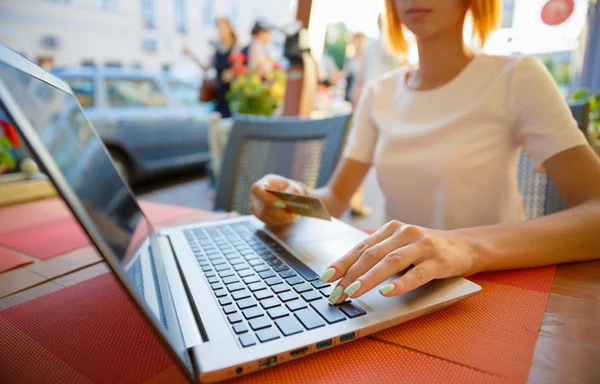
left=266, top=189, right=332, bottom=221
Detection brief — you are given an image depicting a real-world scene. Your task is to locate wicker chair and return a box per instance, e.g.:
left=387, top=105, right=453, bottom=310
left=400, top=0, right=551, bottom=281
left=214, top=114, right=352, bottom=214
left=517, top=102, right=590, bottom=219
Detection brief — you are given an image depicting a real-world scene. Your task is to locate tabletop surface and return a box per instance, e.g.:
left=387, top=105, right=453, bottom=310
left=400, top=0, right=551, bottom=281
left=0, top=200, right=599, bottom=383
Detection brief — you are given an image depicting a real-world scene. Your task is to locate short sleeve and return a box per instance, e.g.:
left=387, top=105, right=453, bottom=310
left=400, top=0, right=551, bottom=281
left=511, top=57, right=588, bottom=169
left=343, top=83, right=378, bottom=164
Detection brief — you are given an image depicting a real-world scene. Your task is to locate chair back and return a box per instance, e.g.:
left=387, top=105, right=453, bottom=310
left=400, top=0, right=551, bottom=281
left=517, top=102, right=590, bottom=219
left=214, top=114, right=352, bottom=214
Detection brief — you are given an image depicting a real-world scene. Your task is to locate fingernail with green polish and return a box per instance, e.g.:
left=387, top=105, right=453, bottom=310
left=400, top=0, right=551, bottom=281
left=379, top=283, right=395, bottom=296
left=344, top=281, right=361, bottom=297
left=274, top=201, right=286, bottom=209
left=328, top=286, right=343, bottom=304
left=293, top=215, right=301, bottom=223
left=320, top=268, right=336, bottom=283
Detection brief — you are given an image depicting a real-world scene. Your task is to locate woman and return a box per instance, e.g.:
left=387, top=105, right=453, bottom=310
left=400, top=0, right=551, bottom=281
left=344, top=32, right=367, bottom=105
left=250, top=0, right=600, bottom=305
left=245, top=22, right=274, bottom=75
left=184, top=18, right=238, bottom=118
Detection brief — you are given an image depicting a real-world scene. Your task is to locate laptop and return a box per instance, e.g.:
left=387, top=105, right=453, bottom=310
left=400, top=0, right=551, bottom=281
left=0, top=44, right=480, bottom=383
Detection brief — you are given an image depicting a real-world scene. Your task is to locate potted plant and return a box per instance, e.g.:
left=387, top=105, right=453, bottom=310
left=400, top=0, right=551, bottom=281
left=571, top=88, right=600, bottom=155
left=226, top=53, right=287, bottom=117
left=0, top=119, right=19, bottom=176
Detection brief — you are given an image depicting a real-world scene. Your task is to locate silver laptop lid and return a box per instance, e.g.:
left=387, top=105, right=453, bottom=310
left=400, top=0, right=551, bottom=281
left=0, top=45, right=195, bottom=382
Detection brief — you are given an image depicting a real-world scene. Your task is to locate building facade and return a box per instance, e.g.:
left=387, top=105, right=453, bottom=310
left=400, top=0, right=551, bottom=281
left=0, top=0, right=296, bottom=72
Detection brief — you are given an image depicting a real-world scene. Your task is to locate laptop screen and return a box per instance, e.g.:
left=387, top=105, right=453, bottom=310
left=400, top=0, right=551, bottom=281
left=0, top=55, right=193, bottom=379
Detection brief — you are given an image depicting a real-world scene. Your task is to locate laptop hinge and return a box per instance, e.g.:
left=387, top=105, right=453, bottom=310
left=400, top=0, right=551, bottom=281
left=157, top=235, right=206, bottom=348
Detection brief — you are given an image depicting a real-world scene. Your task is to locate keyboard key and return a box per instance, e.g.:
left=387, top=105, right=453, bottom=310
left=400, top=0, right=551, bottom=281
left=275, top=316, right=304, bottom=336
left=272, top=284, right=290, bottom=294
left=259, top=270, right=276, bottom=279
left=319, top=286, right=334, bottom=297
left=240, top=249, right=255, bottom=256
left=244, top=254, right=260, bottom=261
left=239, top=333, right=256, bottom=347
left=278, top=291, right=298, bottom=302
left=312, top=280, right=330, bottom=289
left=232, top=289, right=251, bottom=301
left=243, top=275, right=260, bottom=285
left=286, top=299, right=308, bottom=311
left=218, top=296, right=232, bottom=306
left=310, top=300, right=347, bottom=324
left=249, top=317, right=271, bottom=331
left=233, top=323, right=248, bottom=334
left=229, top=257, right=245, bottom=265
left=273, top=265, right=289, bottom=272
left=211, top=258, right=226, bottom=266
left=268, top=244, right=320, bottom=281
left=295, top=308, right=326, bottom=330
left=211, top=283, right=223, bottom=290
left=260, top=298, right=281, bottom=310
left=286, top=276, right=304, bottom=286
left=256, top=328, right=280, bottom=343
left=199, top=260, right=210, bottom=267
left=228, top=313, right=243, bottom=324
left=268, top=307, right=289, bottom=320
left=237, top=298, right=258, bottom=310
left=222, top=304, right=237, bottom=315
left=215, top=264, right=231, bottom=272
left=265, top=277, right=283, bottom=286
left=242, top=307, right=264, bottom=320
left=279, top=270, right=296, bottom=279
left=205, top=271, right=216, bottom=278
left=218, top=270, right=235, bottom=278
left=301, top=291, right=322, bottom=302
left=266, top=258, right=283, bottom=266
left=338, top=302, right=367, bottom=318
left=207, top=276, right=220, bottom=284
left=293, top=283, right=313, bottom=294
left=201, top=266, right=213, bottom=273
left=223, top=276, right=240, bottom=285
left=253, top=264, right=270, bottom=272
left=233, top=263, right=250, bottom=272
left=238, top=269, right=254, bottom=278
left=248, top=259, right=264, bottom=266
left=227, top=282, right=245, bottom=292
left=213, top=289, right=227, bottom=298
left=255, top=289, right=274, bottom=301
left=248, top=282, right=267, bottom=292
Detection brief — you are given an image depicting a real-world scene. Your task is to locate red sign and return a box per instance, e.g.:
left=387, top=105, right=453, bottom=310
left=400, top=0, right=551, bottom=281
left=541, top=0, right=575, bottom=26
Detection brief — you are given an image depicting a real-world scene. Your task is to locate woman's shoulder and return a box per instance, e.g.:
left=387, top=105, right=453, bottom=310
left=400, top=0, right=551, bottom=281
left=476, top=54, right=548, bottom=78
left=367, top=65, right=409, bottom=94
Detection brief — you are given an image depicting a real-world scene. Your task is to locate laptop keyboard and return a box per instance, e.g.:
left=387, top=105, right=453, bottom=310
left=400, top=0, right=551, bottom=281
left=184, top=220, right=367, bottom=348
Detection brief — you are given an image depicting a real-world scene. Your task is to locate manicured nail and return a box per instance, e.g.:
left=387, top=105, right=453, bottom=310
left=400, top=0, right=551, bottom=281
left=328, top=286, right=343, bottom=304
left=320, top=268, right=336, bottom=283
left=379, top=283, right=395, bottom=296
left=274, top=201, right=286, bottom=209
left=344, top=281, right=361, bottom=297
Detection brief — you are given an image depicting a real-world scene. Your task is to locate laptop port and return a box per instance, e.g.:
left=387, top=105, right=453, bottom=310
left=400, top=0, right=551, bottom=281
left=290, top=347, right=309, bottom=358
left=339, top=332, right=356, bottom=343
left=316, top=339, right=333, bottom=350
left=258, top=356, right=278, bottom=369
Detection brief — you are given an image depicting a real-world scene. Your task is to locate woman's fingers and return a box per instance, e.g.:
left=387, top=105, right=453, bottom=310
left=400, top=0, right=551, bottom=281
left=250, top=197, right=294, bottom=226
left=379, top=259, right=440, bottom=297
left=319, top=221, right=405, bottom=291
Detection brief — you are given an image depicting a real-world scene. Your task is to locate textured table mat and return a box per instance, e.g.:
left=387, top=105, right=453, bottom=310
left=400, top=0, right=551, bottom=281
left=0, top=245, right=32, bottom=273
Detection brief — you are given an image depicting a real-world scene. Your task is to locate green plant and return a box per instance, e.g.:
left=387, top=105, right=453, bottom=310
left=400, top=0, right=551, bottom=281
left=571, top=88, right=600, bottom=138
left=226, top=69, right=287, bottom=116
left=324, top=22, right=350, bottom=70
left=0, top=122, right=19, bottom=174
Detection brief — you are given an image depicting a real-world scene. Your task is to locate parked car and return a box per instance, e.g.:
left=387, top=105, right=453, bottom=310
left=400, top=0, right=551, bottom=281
left=52, top=67, right=215, bottom=183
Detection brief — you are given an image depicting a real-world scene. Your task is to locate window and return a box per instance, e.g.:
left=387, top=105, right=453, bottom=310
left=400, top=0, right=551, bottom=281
left=202, top=0, right=214, bottom=27
left=140, top=0, right=155, bottom=28
left=167, top=81, right=199, bottom=106
left=99, top=0, right=118, bottom=12
left=174, top=0, right=187, bottom=33
left=64, top=78, right=95, bottom=108
left=81, top=60, right=96, bottom=68
left=501, top=0, right=515, bottom=29
left=105, top=61, right=122, bottom=68
left=105, top=79, right=167, bottom=107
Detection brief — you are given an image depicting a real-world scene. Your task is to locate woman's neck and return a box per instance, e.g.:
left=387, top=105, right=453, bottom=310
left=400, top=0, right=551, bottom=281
left=410, top=26, right=474, bottom=90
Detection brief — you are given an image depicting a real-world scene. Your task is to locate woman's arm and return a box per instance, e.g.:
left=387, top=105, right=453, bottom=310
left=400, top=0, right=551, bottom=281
left=183, top=44, right=214, bottom=71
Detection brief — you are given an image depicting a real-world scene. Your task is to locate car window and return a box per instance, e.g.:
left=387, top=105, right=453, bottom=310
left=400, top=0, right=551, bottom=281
left=105, top=78, right=168, bottom=107
left=64, top=78, right=95, bottom=108
left=167, top=80, right=199, bottom=106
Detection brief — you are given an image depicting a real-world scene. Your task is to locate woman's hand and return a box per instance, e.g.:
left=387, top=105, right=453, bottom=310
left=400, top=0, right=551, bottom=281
left=319, top=220, right=483, bottom=304
left=250, top=174, right=309, bottom=227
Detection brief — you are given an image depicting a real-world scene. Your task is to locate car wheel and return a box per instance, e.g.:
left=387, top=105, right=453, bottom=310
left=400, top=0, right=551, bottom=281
left=108, top=149, right=133, bottom=184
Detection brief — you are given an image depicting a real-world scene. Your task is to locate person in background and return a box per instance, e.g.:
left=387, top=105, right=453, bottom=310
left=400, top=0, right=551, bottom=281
left=184, top=17, right=238, bottom=118
left=344, top=32, right=367, bottom=104
left=250, top=0, right=600, bottom=305
left=349, top=15, right=407, bottom=217
left=243, top=22, right=274, bottom=75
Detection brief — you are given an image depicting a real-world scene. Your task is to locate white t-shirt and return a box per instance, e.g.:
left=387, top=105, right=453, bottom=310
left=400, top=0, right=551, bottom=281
left=344, top=55, right=588, bottom=230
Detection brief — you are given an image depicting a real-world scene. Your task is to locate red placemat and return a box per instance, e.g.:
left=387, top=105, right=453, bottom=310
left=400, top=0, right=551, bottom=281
left=0, top=246, right=33, bottom=273
left=372, top=266, right=555, bottom=383
left=0, top=217, right=90, bottom=261
left=0, top=199, right=63, bottom=235
left=0, top=273, right=508, bottom=384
